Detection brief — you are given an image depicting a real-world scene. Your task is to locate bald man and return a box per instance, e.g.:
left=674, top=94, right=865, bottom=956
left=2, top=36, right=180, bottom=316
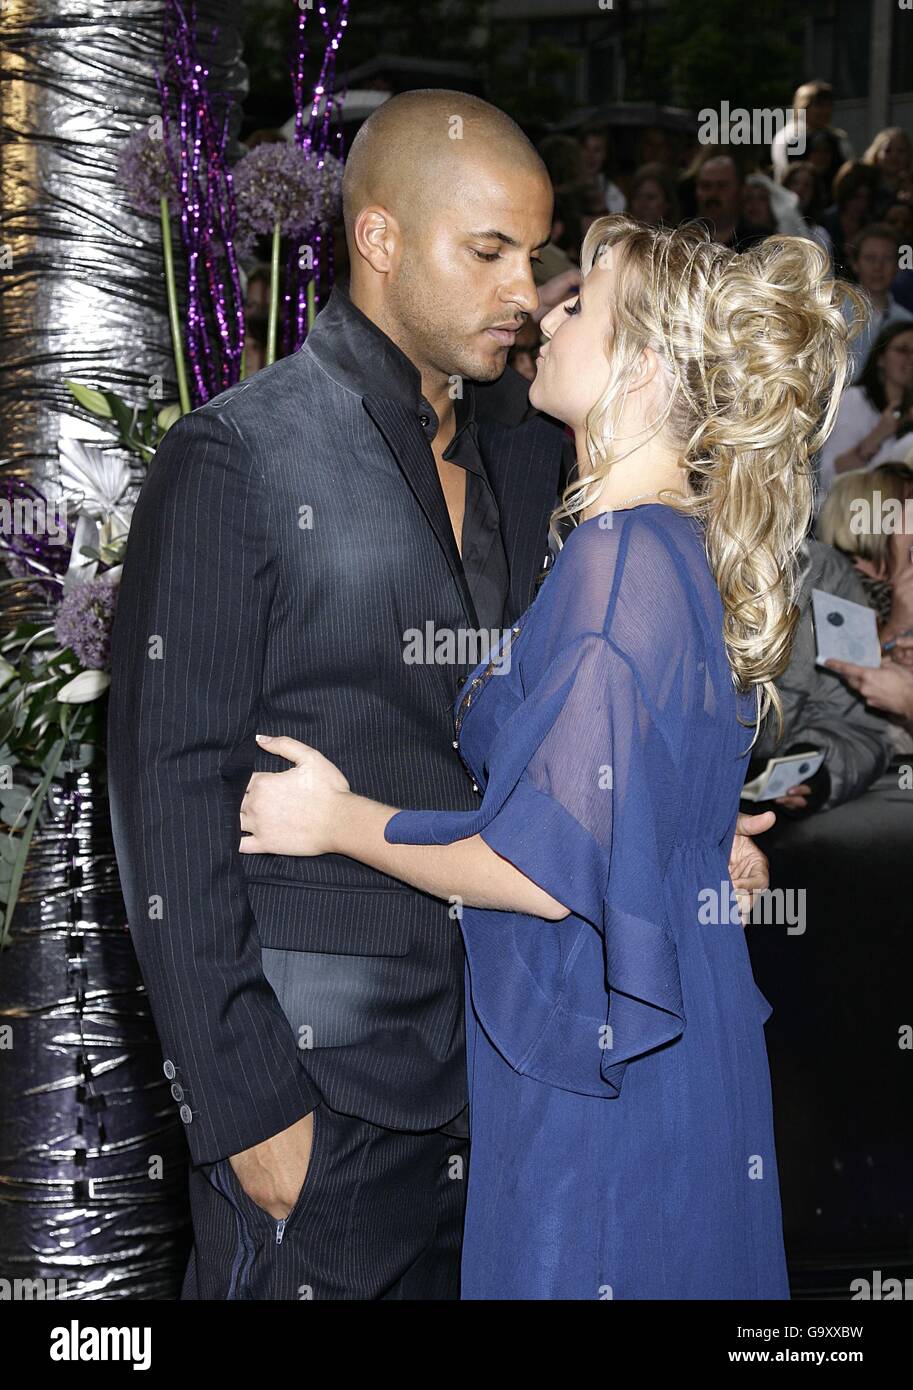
left=108, top=88, right=575, bottom=1300
left=108, top=89, right=768, bottom=1301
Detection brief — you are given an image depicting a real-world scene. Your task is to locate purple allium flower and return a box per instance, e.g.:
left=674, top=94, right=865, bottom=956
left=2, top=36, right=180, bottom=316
left=53, top=577, right=118, bottom=671
left=232, top=142, right=343, bottom=259
left=117, top=126, right=178, bottom=217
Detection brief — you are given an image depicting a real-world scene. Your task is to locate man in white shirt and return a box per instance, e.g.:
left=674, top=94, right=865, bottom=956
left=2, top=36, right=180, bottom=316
left=771, top=79, right=853, bottom=182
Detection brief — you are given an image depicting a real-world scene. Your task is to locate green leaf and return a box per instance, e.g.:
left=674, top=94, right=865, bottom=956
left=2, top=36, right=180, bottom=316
left=103, top=391, right=136, bottom=442
left=156, top=403, right=182, bottom=435
left=65, top=380, right=114, bottom=419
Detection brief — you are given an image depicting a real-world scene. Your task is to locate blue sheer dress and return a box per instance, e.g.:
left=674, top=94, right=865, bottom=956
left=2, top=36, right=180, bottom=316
left=384, top=504, right=790, bottom=1300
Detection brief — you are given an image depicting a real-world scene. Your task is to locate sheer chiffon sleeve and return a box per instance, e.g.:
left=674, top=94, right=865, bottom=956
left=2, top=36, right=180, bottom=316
left=384, top=511, right=704, bottom=1096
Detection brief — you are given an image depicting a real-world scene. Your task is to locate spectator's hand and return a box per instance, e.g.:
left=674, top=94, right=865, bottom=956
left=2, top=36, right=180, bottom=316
left=532, top=267, right=583, bottom=324
left=887, top=634, right=913, bottom=670
left=825, top=656, right=913, bottom=720
left=774, top=783, right=812, bottom=811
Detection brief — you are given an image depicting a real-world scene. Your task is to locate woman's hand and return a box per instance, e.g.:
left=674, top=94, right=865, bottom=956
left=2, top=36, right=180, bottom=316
left=239, top=734, right=351, bottom=857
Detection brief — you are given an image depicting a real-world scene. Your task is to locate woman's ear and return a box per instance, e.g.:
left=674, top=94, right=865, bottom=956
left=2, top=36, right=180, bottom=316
left=630, top=345, right=662, bottom=396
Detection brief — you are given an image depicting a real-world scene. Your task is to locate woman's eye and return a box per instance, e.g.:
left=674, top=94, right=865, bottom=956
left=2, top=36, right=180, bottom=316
left=564, top=298, right=581, bottom=316
left=471, top=249, right=501, bottom=262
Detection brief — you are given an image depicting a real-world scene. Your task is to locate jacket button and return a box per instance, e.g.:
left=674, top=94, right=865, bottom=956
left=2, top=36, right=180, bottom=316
left=179, top=1104, right=193, bottom=1124
left=163, top=1060, right=176, bottom=1080
left=171, top=1083, right=184, bottom=1102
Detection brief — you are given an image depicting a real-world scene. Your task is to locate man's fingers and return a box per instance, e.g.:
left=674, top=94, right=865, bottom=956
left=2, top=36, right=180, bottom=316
left=735, top=810, right=776, bottom=835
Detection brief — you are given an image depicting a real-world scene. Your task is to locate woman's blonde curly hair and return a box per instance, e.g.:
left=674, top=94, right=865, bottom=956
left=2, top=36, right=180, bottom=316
left=548, top=214, right=866, bottom=740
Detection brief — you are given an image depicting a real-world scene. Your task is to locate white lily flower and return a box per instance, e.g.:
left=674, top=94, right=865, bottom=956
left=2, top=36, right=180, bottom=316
left=62, top=514, right=100, bottom=593
left=56, top=438, right=134, bottom=532
left=58, top=669, right=111, bottom=704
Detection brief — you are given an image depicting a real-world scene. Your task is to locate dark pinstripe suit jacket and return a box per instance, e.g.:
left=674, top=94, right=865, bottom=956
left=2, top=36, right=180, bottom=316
left=107, top=288, right=569, bottom=1165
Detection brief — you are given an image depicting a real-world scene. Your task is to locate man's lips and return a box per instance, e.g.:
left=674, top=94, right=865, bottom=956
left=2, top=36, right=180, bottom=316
left=484, top=324, right=522, bottom=346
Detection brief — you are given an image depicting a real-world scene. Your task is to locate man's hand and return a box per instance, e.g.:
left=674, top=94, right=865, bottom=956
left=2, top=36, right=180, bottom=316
left=228, top=1110, right=315, bottom=1221
left=729, top=810, right=775, bottom=927
left=531, top=267, right=583, bottom=324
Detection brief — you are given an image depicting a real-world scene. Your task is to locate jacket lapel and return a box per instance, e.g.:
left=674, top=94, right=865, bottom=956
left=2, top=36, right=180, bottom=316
left=363, top=394, right=481, bottom=632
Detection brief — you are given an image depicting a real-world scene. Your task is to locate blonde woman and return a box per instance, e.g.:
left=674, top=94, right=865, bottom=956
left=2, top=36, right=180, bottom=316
left=862, top=126, right=913, bottom=214
left=240, top=218, right=859, bottom=1299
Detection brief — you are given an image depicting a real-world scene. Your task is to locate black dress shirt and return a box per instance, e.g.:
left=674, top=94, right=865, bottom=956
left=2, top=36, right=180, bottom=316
left=324, top=285, right=510, bottom=640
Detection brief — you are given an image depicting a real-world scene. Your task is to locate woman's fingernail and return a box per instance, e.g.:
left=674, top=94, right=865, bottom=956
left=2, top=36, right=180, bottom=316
left=255, top=733, right=273, bottom=743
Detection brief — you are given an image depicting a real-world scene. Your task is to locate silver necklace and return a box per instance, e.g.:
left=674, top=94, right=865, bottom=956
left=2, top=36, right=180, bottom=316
left=608, top=491, right=660, bottom=509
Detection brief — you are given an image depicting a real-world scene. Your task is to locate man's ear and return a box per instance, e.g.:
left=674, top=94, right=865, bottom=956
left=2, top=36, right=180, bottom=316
left=352, top=205, right=400, bottom=275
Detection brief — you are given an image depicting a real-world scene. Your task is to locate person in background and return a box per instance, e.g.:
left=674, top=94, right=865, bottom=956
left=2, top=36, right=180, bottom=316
left=845, top=226, right=913, bottom=382
left=578, top=124, right=627, bottom=213
left=821, top=161, right=880, bottom=278
left=779, top=160, right=834, bottom=256
left=861, top=127, right=913, bottom=217
left=744, top=537, right=893, bottom=815
left=742, top=172, right=806, bottom=237
left=693, top=151, right=765, bottom=250
left=537, top=134, right=586, bottom=197
left=770, top=79, right=853, bottom=187
left=817, top=463, right=913, bottom=743
left=817, top=463, right=913, bottom=628
left=627, top=162, right=680, bottom=227
left=636, top=124, right=675, bottom=170
left=885, top=201, right=913, bottom=313
left=532, top=192, right=582, bottom=284
left=817, top=323, right=913, bottom=500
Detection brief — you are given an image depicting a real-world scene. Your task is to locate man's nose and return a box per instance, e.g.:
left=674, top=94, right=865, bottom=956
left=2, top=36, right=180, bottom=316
left=499, top=261, right=539, bottom=316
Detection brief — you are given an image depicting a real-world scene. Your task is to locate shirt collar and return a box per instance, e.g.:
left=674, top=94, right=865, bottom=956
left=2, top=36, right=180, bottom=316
left=302, top=283, right=535, bottom=432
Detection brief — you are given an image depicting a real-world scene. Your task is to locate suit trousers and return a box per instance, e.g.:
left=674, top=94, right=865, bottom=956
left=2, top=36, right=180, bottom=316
left=180, top=1099, right=469, bottom=1300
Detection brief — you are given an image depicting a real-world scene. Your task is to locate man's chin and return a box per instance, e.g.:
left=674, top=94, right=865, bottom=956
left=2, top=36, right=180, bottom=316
left=456, top=349, right=509, bottom=384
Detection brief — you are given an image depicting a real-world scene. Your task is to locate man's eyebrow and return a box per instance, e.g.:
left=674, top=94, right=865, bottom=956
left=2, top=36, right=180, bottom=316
left=467, top=229, right=551, bottom=251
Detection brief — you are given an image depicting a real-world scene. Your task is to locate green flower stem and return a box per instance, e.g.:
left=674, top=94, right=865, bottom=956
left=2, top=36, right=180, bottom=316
left=307, top=278, right=316, bottom=333
left=0, top=733, right=67, bottom=952
left=161, top=195, right=192, bottom=416
left=266, top=219, right=282, bottom=367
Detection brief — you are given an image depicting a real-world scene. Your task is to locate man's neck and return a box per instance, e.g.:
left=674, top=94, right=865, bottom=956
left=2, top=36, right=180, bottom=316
left=349, top=282, right=455, bottom=432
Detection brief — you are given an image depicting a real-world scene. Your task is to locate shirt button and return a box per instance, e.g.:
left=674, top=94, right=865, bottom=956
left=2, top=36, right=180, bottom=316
left=419, top=413, right=429, bottom=427
left=179, top=1104, right=193, bottom=1124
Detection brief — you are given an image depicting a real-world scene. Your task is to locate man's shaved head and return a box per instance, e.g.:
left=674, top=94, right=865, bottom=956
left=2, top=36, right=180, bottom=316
left=343, top=89, right=546, bottom=243
left=341, top=89, right=554, bottom=387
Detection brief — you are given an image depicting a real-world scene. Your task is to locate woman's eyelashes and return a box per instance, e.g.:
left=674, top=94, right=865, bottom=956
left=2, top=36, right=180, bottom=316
left=564, top=298, right=581, bottom=316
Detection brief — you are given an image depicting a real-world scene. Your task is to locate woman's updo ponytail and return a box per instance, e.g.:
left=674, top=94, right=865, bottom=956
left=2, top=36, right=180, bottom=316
left=549, top=215, right=866, bottom=738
